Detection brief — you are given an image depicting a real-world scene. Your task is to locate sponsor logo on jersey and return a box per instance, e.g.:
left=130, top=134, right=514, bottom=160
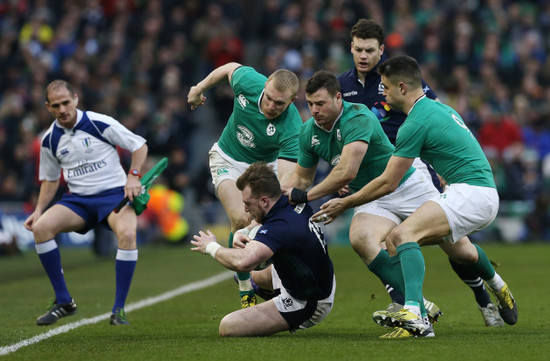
left=266, top=123, right=276, bottom=136
left=294, top=203, right=305, bottom=214
left=336, top=129, right=341, bottom=141
left=311, top=135, right=320, bottom=146
left=216, top=168, right=229, bottom=175
left=342, top=90, right=358, bottom=98
left=259, top=229, right=267, bottom=234
left=330, top=154, right=341, bottom=166
left=378, top=82, right=384, bottom=95
left=236, top=125, right=256, bottom=148
left=237, top=94, right=249, bottom=109
left=59, top=148, right=70, bottom=157
left=66, top=160, right=108, bottom=178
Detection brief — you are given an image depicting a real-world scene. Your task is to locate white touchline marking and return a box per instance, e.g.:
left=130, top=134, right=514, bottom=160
left=0, top=271, right=233, bottom=356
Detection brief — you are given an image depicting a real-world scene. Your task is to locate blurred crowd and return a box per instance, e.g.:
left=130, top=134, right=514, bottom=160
left=1, top=0, right=550, bottom=241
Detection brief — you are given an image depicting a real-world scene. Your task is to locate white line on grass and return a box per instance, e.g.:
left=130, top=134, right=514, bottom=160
left=0, top=271, right=234, bottom=356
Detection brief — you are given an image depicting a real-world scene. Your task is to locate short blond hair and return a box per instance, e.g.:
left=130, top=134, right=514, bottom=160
left=267, top=69, right=299, bottom=98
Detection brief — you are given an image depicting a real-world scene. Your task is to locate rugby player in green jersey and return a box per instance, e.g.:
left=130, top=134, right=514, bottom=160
left=341, top=19, right=504, bottom=328
left=316, top=56, right=518, bottom=338
left=282, top=70, right=445, bottom=336
left=188, top=63, right=302, bottom=308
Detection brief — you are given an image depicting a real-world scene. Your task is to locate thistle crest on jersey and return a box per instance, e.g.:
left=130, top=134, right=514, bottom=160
left=236, top=125, right=256, bottom=148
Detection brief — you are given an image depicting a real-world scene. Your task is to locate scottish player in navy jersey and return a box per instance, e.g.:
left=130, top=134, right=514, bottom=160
left=191, top=162, right=335, bottom=336
left=338, top=19, right=504, bottom=327
left=24, top=80, right=148, bottom=326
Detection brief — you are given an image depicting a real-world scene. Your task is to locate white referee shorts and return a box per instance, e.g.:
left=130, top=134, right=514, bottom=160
left=208, top=143, right=278, bottom=195
left=432, top=183, right=499, bottom=243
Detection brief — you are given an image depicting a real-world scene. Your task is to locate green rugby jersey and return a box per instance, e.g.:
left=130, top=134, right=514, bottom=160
left=393, top=97, right=496, bottom=188
left=217, top=66, right=302, bottom=163
left=298, top=100, right=414, bottom=192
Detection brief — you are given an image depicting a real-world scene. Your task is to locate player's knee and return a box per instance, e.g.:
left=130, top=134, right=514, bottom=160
left=116, top=228, right=137, bottom=247
left=31, top=221, right=55, bottom=242
left=230, top=214, right=251, bottom=233
left=387, top=226, right=407, bottom=249
left=349, top=232, right=370, bottom=255
left=219, top=315, right=237, bottom=337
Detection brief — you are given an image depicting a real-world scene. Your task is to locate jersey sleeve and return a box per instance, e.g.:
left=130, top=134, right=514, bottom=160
left=341, top=112, right=373, bottom=146
left=88, top=112, right=146, bottom=152
left=39, top=135, right=62, bottom=181
left=231, top=66, right=267, bottom=96
left=297, top=122, right=319, bottom=168
left=253, top=223, right=284, bottom=254
left=393, top=120, right=427, bottom=158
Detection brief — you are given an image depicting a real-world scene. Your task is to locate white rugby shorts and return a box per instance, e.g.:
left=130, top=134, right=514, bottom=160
left=208, top=143, right=278, bottom=194
left=354, top=169, right=440, bottom=224
left=432, top=183, right=499, bottom=243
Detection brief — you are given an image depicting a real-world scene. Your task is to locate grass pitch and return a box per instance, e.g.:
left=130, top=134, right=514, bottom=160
left=1, top=242, right=548, bottom=360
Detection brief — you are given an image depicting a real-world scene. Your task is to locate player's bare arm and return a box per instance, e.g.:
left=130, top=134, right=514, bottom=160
left=191, top=230, right=274, bottom=272
left=124, top=144, right=148, bottom=202
left=281, top=164, right=316, bottom=201
left=276, top=158, right=298, bottom=186
left=187, top=62, right=242, bottom=110
left=314, top=155, right=413, bottom=224
left=306, top=141, right=367, bottom=201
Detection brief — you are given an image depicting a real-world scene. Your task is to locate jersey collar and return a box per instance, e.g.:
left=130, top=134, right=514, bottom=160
left=55, top=109, right=84, bottom=132
left=258, top=89, right=265, bottom=116
left=408, top=95, right=427, bottom=115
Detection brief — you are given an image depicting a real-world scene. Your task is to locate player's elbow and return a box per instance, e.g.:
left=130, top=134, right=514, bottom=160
left=381, top=178, right=400, bottom=195
left=339, top=168, right=357, bottom=186
left=233, top=259, right=255, bottom=273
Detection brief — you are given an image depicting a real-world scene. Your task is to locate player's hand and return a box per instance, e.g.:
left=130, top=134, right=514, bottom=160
left=281, top=186, right=291, bottom=198
left=282, top=187, right=308, bottom=205
left=191, top=230, right=218, bottom=254
left=23, top=211, right=40, bottom=231
left=187, top=86, right=206, bottom=110
left=124, top=176, right=142, bottom=202
left=338, top=185, right=350, bottom=196
left=313, top=198, right=349, bottom=225
left=232, top=232, right=250, bottom=249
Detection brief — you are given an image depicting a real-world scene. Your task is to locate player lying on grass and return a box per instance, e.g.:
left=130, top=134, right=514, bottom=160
left=191, top=162, right=335, bottom=336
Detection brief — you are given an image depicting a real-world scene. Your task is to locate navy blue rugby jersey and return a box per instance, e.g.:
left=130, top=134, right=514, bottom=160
left=338, top=54, right=437, bottom=144
left=253, top=196, right=334, bottom=300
